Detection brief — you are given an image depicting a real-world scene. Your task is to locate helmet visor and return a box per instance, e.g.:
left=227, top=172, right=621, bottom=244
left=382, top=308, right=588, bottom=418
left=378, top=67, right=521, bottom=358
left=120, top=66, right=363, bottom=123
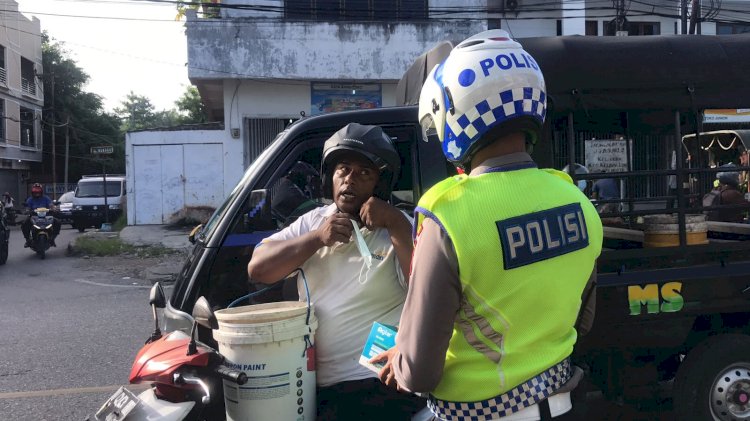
left=419, top=114, right=437, bottom=143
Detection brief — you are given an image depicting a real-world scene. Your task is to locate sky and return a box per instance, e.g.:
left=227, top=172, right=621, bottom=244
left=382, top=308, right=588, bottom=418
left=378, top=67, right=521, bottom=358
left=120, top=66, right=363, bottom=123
left=15, top=0, right=189, bottom=112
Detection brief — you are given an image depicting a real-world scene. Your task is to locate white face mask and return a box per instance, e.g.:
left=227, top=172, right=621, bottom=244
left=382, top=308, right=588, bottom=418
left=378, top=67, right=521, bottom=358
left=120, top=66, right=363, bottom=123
left=577, top=180, right=587, bottom=191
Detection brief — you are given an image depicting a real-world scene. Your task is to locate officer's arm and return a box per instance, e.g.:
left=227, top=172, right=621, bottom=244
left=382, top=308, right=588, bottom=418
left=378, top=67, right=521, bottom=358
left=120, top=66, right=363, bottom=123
left=575, top=268, right=597, bottom=337
left=392, top=219, right=461, bottom=393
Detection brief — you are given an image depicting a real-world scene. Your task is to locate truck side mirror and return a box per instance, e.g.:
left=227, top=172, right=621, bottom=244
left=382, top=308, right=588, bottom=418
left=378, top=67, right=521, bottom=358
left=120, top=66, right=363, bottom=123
left=243, top=189, right=275, bottom=231
left=188, top=224, right=203, bottom=244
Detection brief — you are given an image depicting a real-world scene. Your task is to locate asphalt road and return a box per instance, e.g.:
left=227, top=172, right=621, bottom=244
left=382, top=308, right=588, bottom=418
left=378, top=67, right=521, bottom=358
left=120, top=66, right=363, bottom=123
left=0, top=224, right=676, bottom=420
left=0, top=225, right=157, bottom=420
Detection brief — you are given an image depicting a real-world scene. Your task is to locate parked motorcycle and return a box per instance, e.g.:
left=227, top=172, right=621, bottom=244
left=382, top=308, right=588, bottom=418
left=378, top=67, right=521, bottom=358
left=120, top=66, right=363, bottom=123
left=28, top=207, right=55, bottom=259
left=0, top=207, right=8, bottom=265
left=89, top=283, right=247, bottom=421
left=3, top=206, right=15, bottom=226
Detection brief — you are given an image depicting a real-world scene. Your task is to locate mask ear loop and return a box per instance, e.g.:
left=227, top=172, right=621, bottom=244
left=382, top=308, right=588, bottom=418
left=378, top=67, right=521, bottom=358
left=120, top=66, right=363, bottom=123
left=358, top=261, right=372, bottom=285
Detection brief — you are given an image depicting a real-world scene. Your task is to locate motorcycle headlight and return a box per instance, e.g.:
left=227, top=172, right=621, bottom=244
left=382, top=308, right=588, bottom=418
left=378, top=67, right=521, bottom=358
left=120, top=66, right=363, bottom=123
left=45, top=224, right=53, bottom=229
left=108, top=204, right=120, bottom=210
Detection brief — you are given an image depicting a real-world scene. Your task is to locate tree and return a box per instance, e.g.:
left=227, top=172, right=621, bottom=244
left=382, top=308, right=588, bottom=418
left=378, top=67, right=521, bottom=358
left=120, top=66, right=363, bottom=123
left=175, top=86, right=208, bottom=124
left=41, top=33, right=123, bottom=182
left=114, top=92, right=158, bottom=131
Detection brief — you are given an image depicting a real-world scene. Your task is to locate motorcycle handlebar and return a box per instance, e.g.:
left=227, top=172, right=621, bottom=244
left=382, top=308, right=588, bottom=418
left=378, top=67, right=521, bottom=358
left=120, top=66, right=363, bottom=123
left=215, top=366, right=248, bottom=385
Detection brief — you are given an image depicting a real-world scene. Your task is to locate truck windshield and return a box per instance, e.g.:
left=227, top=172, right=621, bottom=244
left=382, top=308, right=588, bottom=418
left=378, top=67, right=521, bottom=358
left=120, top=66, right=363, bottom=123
left=76, top=181, right=122, bottom=198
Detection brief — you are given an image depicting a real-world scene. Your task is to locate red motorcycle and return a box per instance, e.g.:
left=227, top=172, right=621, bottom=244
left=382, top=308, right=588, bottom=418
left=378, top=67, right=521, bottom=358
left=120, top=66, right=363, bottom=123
left=90, top=284, right=247, bottom=421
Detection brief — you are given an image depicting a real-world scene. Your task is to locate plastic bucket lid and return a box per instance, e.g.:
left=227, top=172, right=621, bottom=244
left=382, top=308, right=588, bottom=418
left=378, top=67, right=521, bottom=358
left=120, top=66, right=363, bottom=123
left=215, top=301, right=309, bottom=325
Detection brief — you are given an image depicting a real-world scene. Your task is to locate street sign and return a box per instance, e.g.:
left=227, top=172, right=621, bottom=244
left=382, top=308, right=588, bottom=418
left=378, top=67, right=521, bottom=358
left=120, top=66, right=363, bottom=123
left=91, top=145, right=114, bottom=155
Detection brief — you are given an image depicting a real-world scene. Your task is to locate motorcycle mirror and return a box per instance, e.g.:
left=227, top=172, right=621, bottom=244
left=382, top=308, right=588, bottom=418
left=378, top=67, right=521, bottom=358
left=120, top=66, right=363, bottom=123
left=192, top=296, right=218, bottom=330
left=188, top=224, right=203, bottom=245
left=146, top=283, right=167, bottom=343
left=149, top=283, right=166, bottom=308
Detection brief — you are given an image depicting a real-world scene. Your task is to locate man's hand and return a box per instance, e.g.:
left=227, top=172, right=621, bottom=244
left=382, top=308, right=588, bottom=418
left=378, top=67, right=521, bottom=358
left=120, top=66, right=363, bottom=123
left=371, top=346, right=401, bottom=390
left=315, top=212, right=355, bottom=246
left=359, top=197, right=403, bottom=231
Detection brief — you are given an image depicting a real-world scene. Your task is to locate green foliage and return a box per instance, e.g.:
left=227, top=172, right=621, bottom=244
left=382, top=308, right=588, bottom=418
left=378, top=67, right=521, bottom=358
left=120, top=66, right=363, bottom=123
left=72, top=235, right=135, bottom=256
left=175, top=86, right=208, bottom=124
left=112, top=212, right=128, bottom=232
left=71, top=234, right=178, bottom=257
left=42, top=33, right=124, bottom=179
left=114, top=87, right=207, bottom=131
left=41, top=32, right=209, bottom=185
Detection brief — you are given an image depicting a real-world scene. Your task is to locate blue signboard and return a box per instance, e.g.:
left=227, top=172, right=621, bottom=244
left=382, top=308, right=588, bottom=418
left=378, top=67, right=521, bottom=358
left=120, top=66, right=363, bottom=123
left=311, top=83, right=381, bottom=115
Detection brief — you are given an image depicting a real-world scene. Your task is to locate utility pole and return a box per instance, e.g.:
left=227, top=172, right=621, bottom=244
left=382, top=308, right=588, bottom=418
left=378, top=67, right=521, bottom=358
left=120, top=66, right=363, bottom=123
left=615, top=0, right=628, bottom=36
left=50, top=72, right=56, bottom=200
left=64, top=114, right=70, bottom=191
left=689, top=0, right=701, bottom=34
left=681, top=0, right=688, bottom=34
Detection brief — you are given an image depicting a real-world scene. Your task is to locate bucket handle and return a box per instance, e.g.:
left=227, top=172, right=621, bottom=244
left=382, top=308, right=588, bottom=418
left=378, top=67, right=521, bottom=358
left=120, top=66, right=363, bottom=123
left=226, top=268, right=312, bottom=328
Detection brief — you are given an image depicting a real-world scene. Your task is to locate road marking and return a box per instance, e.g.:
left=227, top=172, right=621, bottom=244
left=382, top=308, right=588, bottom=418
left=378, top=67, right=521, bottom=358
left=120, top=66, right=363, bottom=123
left=73, top=279, right=151, bottom=289
left=0, top=384, right=150, bottom=399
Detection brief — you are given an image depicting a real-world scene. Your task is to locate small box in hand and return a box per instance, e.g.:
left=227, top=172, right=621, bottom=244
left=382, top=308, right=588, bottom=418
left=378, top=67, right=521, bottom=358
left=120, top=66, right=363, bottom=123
left=359, top=322, right=397, bottom=373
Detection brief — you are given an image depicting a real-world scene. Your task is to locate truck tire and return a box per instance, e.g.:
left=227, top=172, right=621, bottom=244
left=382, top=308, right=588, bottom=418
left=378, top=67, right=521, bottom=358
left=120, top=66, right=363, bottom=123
left=674, top=334, right=750, bottom=421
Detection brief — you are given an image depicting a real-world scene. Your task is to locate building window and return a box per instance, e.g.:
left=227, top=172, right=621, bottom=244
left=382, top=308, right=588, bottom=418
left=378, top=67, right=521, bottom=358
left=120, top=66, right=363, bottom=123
left=20, top=106, right=35, bottom=147
left=629, top=21, right=660, bottom=35
left=0, top=45, right=6, bottom=86
left=717, top=23, right=750, bottom=34
left=20, top=57, right=35, bottom=96
left=585, top=20, right=599, bottom=36
left=285, top=0, right=427, bottom=21
left=0, top=100, right=4, bottom=142
left=604, top=20, right=660, bottom=36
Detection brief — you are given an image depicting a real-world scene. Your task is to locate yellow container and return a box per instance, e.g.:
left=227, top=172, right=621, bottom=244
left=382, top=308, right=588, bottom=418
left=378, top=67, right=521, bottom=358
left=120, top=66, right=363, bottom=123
left=642, top=214, right=708, bottom=248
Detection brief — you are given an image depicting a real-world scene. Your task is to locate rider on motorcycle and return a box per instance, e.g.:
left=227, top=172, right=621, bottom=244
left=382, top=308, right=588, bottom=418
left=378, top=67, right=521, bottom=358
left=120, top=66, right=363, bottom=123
left=22, top=183, right=61, bottom=247
left=2, top=191, right=13, bottom=212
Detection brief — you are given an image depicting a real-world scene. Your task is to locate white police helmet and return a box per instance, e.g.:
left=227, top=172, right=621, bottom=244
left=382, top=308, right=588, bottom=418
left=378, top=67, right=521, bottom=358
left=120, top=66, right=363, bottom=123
left=418, top=29, right=546, bottom=167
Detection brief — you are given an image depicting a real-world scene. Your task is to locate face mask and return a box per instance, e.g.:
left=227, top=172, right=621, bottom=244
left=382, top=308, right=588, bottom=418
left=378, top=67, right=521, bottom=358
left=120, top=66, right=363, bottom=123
left=577, top=180, right=587, bottom=191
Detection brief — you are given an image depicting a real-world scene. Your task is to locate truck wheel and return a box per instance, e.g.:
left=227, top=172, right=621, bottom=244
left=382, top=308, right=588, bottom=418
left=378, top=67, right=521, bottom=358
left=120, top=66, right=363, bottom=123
left=77, top=225, right=85, bottom=233
left=674, top=334, right=750, bottom=420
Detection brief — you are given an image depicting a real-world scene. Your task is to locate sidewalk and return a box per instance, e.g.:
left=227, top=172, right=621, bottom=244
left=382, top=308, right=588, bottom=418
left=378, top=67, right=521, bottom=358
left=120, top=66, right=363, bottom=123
left=119, top=224, right=194, bottom=250
left=118, top=225, right=194, bottom=283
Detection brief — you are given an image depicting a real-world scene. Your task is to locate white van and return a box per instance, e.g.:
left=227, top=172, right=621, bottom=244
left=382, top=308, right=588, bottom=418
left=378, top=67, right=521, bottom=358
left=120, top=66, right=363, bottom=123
left=71, top=174, right=126, bottom=232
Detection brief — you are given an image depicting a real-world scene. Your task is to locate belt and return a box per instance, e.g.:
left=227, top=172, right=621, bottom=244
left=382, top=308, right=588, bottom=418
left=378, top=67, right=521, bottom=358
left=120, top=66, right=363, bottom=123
left=427, top=358, right=571, bottom=421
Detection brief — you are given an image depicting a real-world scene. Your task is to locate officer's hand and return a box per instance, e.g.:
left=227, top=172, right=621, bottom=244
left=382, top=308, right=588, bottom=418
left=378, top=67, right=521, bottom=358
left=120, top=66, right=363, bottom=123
left=371, top=346, right=401, bottom=390
left=315, top=212, right=354, bottom=247
left=359, top=197, right=401, bottom=231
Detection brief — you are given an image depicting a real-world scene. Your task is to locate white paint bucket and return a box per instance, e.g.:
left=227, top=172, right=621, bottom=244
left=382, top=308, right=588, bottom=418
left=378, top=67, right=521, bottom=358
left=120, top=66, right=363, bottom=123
left=213, top=301, right=317, bottom=421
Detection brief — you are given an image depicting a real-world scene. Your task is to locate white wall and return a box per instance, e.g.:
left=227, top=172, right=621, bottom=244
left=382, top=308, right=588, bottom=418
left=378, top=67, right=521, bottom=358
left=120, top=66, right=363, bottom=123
left=126, top=129, right=238, bottom=225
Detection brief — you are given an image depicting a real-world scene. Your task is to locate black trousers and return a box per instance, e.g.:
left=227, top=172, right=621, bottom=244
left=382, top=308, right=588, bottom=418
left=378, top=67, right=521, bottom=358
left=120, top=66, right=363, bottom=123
left=317, top=378, right=426, bottom=421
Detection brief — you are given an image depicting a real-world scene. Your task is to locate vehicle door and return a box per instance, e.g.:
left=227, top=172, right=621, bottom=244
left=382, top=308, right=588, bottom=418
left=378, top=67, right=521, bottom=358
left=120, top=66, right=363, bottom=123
left=195, top=124, right=433, bottom=310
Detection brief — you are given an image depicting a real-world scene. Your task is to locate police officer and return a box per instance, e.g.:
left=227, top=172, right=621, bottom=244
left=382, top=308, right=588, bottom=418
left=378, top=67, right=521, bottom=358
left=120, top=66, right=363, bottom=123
left=372, top=30, right=603, bottom=420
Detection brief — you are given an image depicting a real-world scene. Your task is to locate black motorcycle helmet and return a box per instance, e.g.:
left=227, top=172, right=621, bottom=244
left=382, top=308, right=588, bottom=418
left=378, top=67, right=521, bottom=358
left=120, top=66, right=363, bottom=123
left=321, top=123, right=401, bottom=201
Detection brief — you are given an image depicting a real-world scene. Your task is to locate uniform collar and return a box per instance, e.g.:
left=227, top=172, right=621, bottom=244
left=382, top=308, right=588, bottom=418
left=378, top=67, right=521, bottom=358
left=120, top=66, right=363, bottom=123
left=470, top=152, right=536, bottom=176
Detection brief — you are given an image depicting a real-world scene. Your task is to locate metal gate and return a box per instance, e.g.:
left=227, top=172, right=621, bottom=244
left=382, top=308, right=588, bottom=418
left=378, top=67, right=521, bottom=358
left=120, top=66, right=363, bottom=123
left=244, top=118, right=288, bottom=167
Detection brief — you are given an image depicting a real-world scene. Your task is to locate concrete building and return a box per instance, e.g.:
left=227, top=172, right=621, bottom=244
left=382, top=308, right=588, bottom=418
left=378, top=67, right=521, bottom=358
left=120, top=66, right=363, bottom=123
left=126, top=0, right=749, bottom=225
left=0, top=0, right=43, bottom=202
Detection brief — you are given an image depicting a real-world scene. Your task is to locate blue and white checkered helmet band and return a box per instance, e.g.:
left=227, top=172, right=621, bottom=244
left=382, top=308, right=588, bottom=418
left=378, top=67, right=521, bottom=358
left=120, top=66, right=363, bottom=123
left=443, top=87, right=546, bottom=161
